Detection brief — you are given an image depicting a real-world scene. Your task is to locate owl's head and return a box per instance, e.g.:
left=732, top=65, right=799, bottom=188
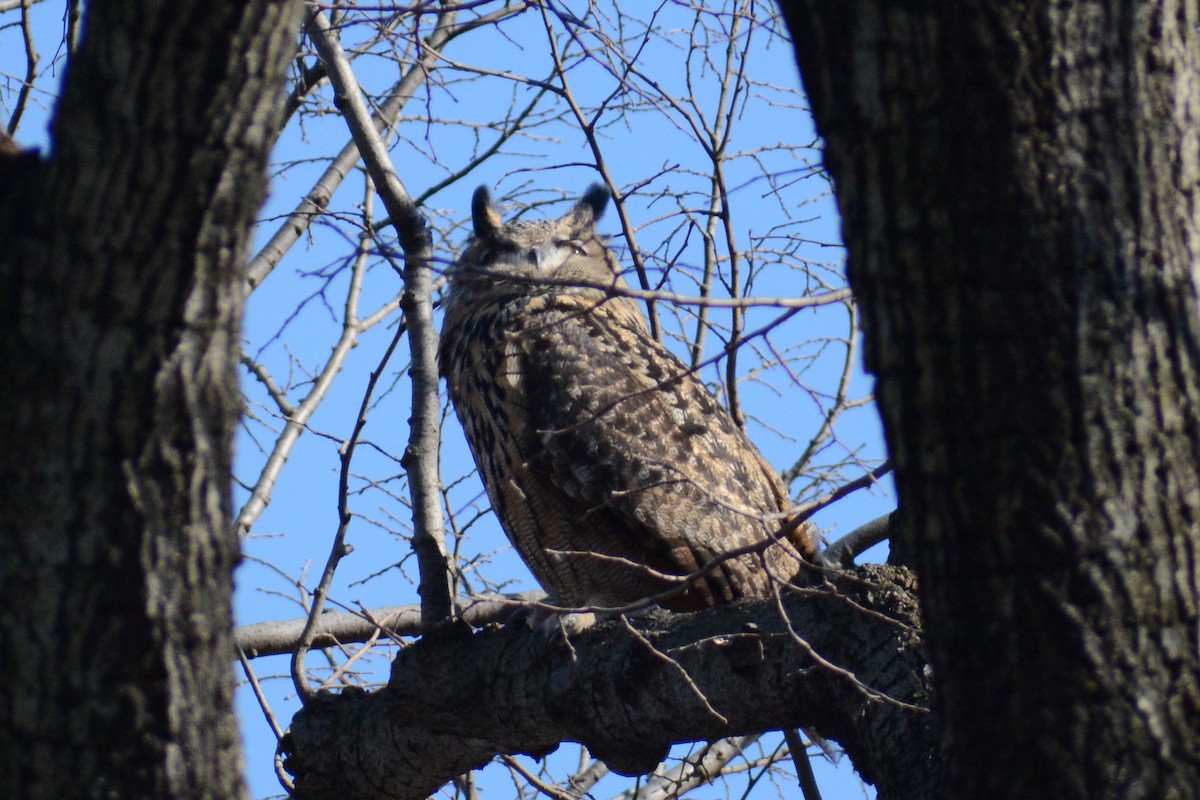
left=451, top=184, right=619, bottom=292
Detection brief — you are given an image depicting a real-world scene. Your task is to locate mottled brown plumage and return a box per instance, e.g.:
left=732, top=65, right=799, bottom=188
left=440, top=184, right=818, bottom=613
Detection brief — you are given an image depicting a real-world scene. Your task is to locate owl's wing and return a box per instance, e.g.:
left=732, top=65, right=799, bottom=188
left=515, top=294, right=801, bottom=608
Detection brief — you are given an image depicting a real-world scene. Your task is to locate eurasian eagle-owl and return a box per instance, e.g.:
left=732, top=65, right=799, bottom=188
left=440, top=184, right=819, bottom=614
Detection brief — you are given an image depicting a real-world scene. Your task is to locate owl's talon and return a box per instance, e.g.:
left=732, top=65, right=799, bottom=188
left=508, top=601, right=598, bottom=640
left=540, top=610, right=598, bottom=638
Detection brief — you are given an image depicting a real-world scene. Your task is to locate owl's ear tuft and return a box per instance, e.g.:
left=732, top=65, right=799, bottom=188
left=564, top=183, right=610, bottom=230
left=581, top=183, right=610, bottom=220
left=471, top=185, right=502, bottom=238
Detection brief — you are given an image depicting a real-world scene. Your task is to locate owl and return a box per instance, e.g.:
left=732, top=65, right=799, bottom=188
left=439, top=184, right=819, bottom=616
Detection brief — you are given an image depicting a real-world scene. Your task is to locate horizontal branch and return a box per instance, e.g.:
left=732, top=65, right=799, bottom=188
left=282, top=565, right=941, bottom=800
left=824, top=512, right=897, bottom=568
left=236, top=592, right=545, bottom=658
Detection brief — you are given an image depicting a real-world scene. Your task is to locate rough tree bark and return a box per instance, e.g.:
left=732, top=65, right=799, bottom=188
left=779, top=2, right=1200, bottom=798
left=283, top=567, right=940, bottom=800
left=0, top=2, right=303, bottom=798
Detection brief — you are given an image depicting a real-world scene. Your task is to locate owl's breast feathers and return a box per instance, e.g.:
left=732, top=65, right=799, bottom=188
left=441, top=286, right=818, bottom=611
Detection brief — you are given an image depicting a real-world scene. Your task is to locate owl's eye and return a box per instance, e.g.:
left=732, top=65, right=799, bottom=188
left=564, top=239, right=588, bottom=256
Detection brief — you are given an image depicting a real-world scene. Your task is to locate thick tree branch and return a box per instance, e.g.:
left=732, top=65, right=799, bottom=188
left=283, top=566, right=942, bottom=800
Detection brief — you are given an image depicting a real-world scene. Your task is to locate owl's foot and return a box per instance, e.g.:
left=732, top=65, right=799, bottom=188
left=504, top=599, right=595, bottom=634
left=538, top=609, right=598, bottom=638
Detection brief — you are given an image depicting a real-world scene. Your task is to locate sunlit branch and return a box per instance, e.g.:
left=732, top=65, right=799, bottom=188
left=4, top=0, right=38, bottom=136
left=236, top=592, right=543, bottom=658
left=614, top=737, right=764, bottom=800
left=306, top=3, right=454, bottom=628
left=234, top=230, right=382, bottom=539
left=246, top=3, right=460, bottom=290
left=286, top=196, right=409, bottom=701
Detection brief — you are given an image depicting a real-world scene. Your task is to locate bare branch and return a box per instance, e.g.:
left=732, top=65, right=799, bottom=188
left=824, top=512, right=896, bottom=568
left=237, top=648, right=286, bottom=742
left=283, top=567, right=938, bottom=800
left=236, top=592, right=543, bottom=658
left=0, top=0, right=46, bottom=11
left=290, top=289, right=408, bottom=702
left=618, top=737, right=763, bottom=800
left=783, top=299, right=862, bottom=484
left=785, top=728, right=824, bottom=800
left=305, top=3, right=454, bottom=626
left=246, top=5, right=460, bottom=290
left=234, top=232, right=381, bottom=538
left=4, top=0, right=38, bottom=136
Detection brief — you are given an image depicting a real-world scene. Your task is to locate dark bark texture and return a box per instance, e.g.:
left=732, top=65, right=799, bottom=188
left=779, top=2, right=1200, bottom=798
left=284, top=567, right=941, bottom=800
left=0, top=1, right=303, bottom=798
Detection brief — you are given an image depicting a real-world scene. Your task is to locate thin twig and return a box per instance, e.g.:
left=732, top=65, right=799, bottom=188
left=290, top=287, right=408, bottom=701
left=711, top=10, right=748, bottom=429
left=5, top=0, right=39, bottom=136
left=447, top=263, right=851, bottom=309
left=768, top=576, right=929, bottom=714
left=783, top=298, right=861, bottom=484
left=620, top=616, right=729, bottom=726
left=246, top=4, right=460, bottom=290
left=237, top=648, right=285, bottom=741
left=500, top=756, right=579, bottom=800
left=234, top=230, right=386, bottom=539
left=537, top=4, right=662, bottom=338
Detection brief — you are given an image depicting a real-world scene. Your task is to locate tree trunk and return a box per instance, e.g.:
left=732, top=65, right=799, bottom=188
left=0, top=1, right=302, bottom=797
left=778, top=2, right=1200, bottom=797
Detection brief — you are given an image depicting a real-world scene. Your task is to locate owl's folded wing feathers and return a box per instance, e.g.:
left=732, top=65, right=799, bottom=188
left=514, top=294, right=807, bottom=609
